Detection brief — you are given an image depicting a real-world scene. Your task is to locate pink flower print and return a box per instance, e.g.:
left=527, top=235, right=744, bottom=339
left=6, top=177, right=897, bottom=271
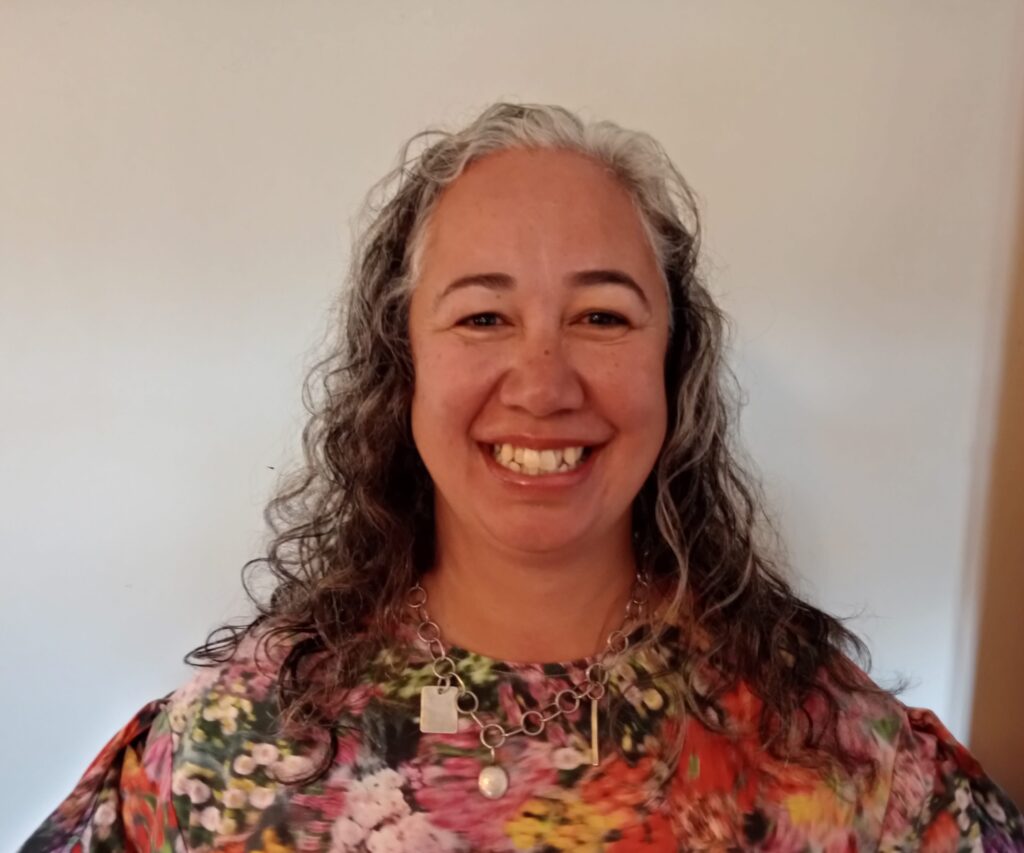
left=92, top=802, right=118, bottom=828
left=397, top=812, right=469, bottom=851
left=352, top=788, right=407, bottom=832
left=233, top=754, right=257, bottom=776
left=341, top=682, right=378, bottom=716
left=329, top=816, right=365, bottom=851
left=364, top=812, right=466, bottom=853
left=552, top=746, right=590, bottom=771
left=671, top=792, right=744, bottom=849
left=186, top=779, right=212, bottom=805
left=409, top=736, right=558, bottom=850
left=497, top=681, right=524, bottom=726
left=363, top=767, right=404, bottom=791
left=170, top=769, right=191, bottom=797
left=543, top=723, right=570, bottom=749
left=516, top=667, right=550, bottom=692
left=252, top=742, right=280, bottom=765
left=223, top=787, right=248, bottom=809
left=341, top=768, right=412, bottom=833
left=365, top=824, right=404, bottom=853
left=292, top=785, right=348, bottom=819
left=249, top=786, right=277, bottom=810
left=168, top=667, right=221, bottom=714
left=833, top=694, right=895, bottom=763
left=141, top=730, right=175, bottom=800
left=516, top=670, right=575, bottom=710
left=887, top=743, right=931, bottom=822
left=333, top=730, right=363, bottom=768
left=198, top=805, right=221, bottom=832
left=272, top=753, right=317, bottom=783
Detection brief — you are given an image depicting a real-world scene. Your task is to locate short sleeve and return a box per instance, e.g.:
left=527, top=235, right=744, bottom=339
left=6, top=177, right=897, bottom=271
left=879, top=705, right=1024, bottom=851
left=19, top=698, right=183, bottom=853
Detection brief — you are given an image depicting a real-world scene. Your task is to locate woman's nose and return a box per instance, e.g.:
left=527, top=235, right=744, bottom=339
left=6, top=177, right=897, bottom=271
left=497, top=332, right=585, bottom=417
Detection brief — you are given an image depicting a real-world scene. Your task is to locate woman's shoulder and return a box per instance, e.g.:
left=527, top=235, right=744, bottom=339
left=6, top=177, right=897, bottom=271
left=164, top=623, right=322, bottom=773
left=695, top=661, right=1024, bottom=849
left=876, top=700, right=1024, bottom=848
left=803, top=662, right=1024, bottom=849
left=20, top=626, right=332, bottom=852
left=156, top=626, right=326, bottom=845
left=165, top=627, right=287, bottom=738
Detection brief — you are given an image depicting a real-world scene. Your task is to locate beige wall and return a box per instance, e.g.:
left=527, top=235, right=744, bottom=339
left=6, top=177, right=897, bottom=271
left=1, top=1, right=1023, bottom=843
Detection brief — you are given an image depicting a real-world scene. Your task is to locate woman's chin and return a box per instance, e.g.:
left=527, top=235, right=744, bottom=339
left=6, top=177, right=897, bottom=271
left=483, top=519, right=594, bottom=557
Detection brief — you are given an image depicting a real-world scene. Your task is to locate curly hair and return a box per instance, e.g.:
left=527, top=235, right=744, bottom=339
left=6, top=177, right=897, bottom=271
left=187, top=102, right=889, bottom=788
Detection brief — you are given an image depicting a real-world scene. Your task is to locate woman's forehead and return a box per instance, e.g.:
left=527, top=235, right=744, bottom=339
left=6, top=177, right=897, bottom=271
left=434, top=148, right=633, bottom=220
left=417, top=148, right=659, bottom=282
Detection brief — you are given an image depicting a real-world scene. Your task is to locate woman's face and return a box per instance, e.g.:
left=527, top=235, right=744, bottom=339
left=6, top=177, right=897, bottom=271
left=408, top=147, right=670, bottom=557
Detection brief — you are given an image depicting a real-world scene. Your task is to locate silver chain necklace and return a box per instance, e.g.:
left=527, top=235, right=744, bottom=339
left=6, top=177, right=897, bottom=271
left=407, top=572, right=650, bottom=799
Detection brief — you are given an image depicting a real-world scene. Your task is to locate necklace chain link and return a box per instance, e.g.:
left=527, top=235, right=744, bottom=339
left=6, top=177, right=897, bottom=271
left=407, top=572, right=650, bottom=754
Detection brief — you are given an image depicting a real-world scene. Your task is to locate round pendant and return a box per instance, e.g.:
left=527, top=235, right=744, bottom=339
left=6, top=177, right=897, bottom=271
left=478, top=764, right=509, bottom=799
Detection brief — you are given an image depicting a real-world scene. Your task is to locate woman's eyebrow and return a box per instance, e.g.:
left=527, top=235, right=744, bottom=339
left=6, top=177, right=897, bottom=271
left=434, top=272, right=514, bottom=309
left=434, top=269, right=649, bottom=310
left=570, top=269, right=649, bottom=308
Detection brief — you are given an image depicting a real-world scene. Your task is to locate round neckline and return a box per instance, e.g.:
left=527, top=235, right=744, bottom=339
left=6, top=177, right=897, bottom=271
left=401, top=620, right=656, bottom=675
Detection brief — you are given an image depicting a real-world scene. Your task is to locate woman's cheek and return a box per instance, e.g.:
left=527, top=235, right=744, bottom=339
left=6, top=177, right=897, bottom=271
left=424, top=345, right=499, bottom=416
left=605, top=352, right=666, bottom=414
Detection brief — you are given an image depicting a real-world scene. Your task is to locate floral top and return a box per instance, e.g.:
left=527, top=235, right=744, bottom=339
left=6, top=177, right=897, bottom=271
left=21, top=622, right=1024, bottom=852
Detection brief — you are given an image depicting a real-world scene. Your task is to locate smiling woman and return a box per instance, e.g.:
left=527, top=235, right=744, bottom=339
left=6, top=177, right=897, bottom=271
left=409, top=147, right=670, bottom=635
left=21, top=103, right=1024, bottom=852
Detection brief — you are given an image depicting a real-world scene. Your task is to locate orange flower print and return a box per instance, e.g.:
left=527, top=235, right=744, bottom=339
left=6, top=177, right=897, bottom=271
left=921, top=810, right=959, bottom=852
left=608, top=810, right=677, bottom=852
left=582, top=755, right=658, bottom=810
left=121, top=743, right=167, bottom=851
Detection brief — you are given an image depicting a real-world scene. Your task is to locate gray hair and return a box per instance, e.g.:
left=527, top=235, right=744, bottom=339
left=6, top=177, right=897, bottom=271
left=189, top=102, right=885, bottom=795
left=375, top=103, right=701, bottom=331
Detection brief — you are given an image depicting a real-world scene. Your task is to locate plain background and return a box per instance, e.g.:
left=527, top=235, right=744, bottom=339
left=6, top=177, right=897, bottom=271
left=2, top=1, right=1023, bottom=845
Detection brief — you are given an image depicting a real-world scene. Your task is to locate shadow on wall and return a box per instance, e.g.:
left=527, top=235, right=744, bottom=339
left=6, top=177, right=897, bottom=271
left=968, top=136, right=1024, bottom=806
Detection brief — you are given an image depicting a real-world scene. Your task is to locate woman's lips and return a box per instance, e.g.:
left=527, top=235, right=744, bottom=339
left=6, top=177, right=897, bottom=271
left=478, top=441, right=600, bottom=489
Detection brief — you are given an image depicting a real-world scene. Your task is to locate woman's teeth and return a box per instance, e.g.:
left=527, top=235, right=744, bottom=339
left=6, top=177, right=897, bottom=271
left=490, top=444, right=589, bottom=475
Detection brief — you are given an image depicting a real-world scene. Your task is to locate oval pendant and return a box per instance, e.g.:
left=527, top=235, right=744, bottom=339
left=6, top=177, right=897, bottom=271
left=478, top=764, right=509, bottom=799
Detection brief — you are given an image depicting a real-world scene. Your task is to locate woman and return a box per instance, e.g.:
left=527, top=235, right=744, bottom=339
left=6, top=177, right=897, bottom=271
left=22, top=103, right=1023, bottom=852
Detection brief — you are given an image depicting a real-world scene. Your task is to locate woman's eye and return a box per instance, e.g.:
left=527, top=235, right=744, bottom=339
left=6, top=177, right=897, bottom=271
left=454, top=312, right=627, bottom=328
left=582, top=311, right=628, bottom=326
left=457, top=312, right=505, bottom=328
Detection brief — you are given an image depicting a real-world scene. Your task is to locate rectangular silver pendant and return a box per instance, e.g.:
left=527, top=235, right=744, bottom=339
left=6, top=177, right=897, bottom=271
left=420, top=685, right=459, bottom=733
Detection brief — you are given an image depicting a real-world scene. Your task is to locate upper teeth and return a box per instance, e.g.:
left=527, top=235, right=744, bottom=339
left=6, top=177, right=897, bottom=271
left=492, top=444, right=586, bottom=474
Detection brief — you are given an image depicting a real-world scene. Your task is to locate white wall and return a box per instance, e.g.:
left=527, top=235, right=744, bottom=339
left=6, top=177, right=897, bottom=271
left=2, top=2, right=1022, bottom=845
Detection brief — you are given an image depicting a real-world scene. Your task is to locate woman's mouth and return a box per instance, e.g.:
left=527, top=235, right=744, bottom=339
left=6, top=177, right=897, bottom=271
left=488, top=443, right=595, bottom=476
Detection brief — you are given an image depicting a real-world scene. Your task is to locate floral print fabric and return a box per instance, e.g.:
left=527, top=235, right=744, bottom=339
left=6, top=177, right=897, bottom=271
left=21, top=624, right=1024, bottom=852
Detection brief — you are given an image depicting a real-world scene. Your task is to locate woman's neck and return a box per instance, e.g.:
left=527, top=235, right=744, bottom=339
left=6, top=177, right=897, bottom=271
left=418, top=523, right=643, bottom=664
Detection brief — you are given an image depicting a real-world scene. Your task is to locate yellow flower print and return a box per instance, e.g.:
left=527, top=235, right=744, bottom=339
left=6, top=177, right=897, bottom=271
left=642, top=687, right=664, bottom=711
left=784, top=788, right=854, bottom=828
left=251, top=826, right=293, bottom=853
left=506, top=795, right=622, bottom=850
left=199, top=694, right=247, bottom=736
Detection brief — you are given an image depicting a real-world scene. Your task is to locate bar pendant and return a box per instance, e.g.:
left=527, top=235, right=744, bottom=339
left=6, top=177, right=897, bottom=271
left=590, top=698, right=599, bottom=765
